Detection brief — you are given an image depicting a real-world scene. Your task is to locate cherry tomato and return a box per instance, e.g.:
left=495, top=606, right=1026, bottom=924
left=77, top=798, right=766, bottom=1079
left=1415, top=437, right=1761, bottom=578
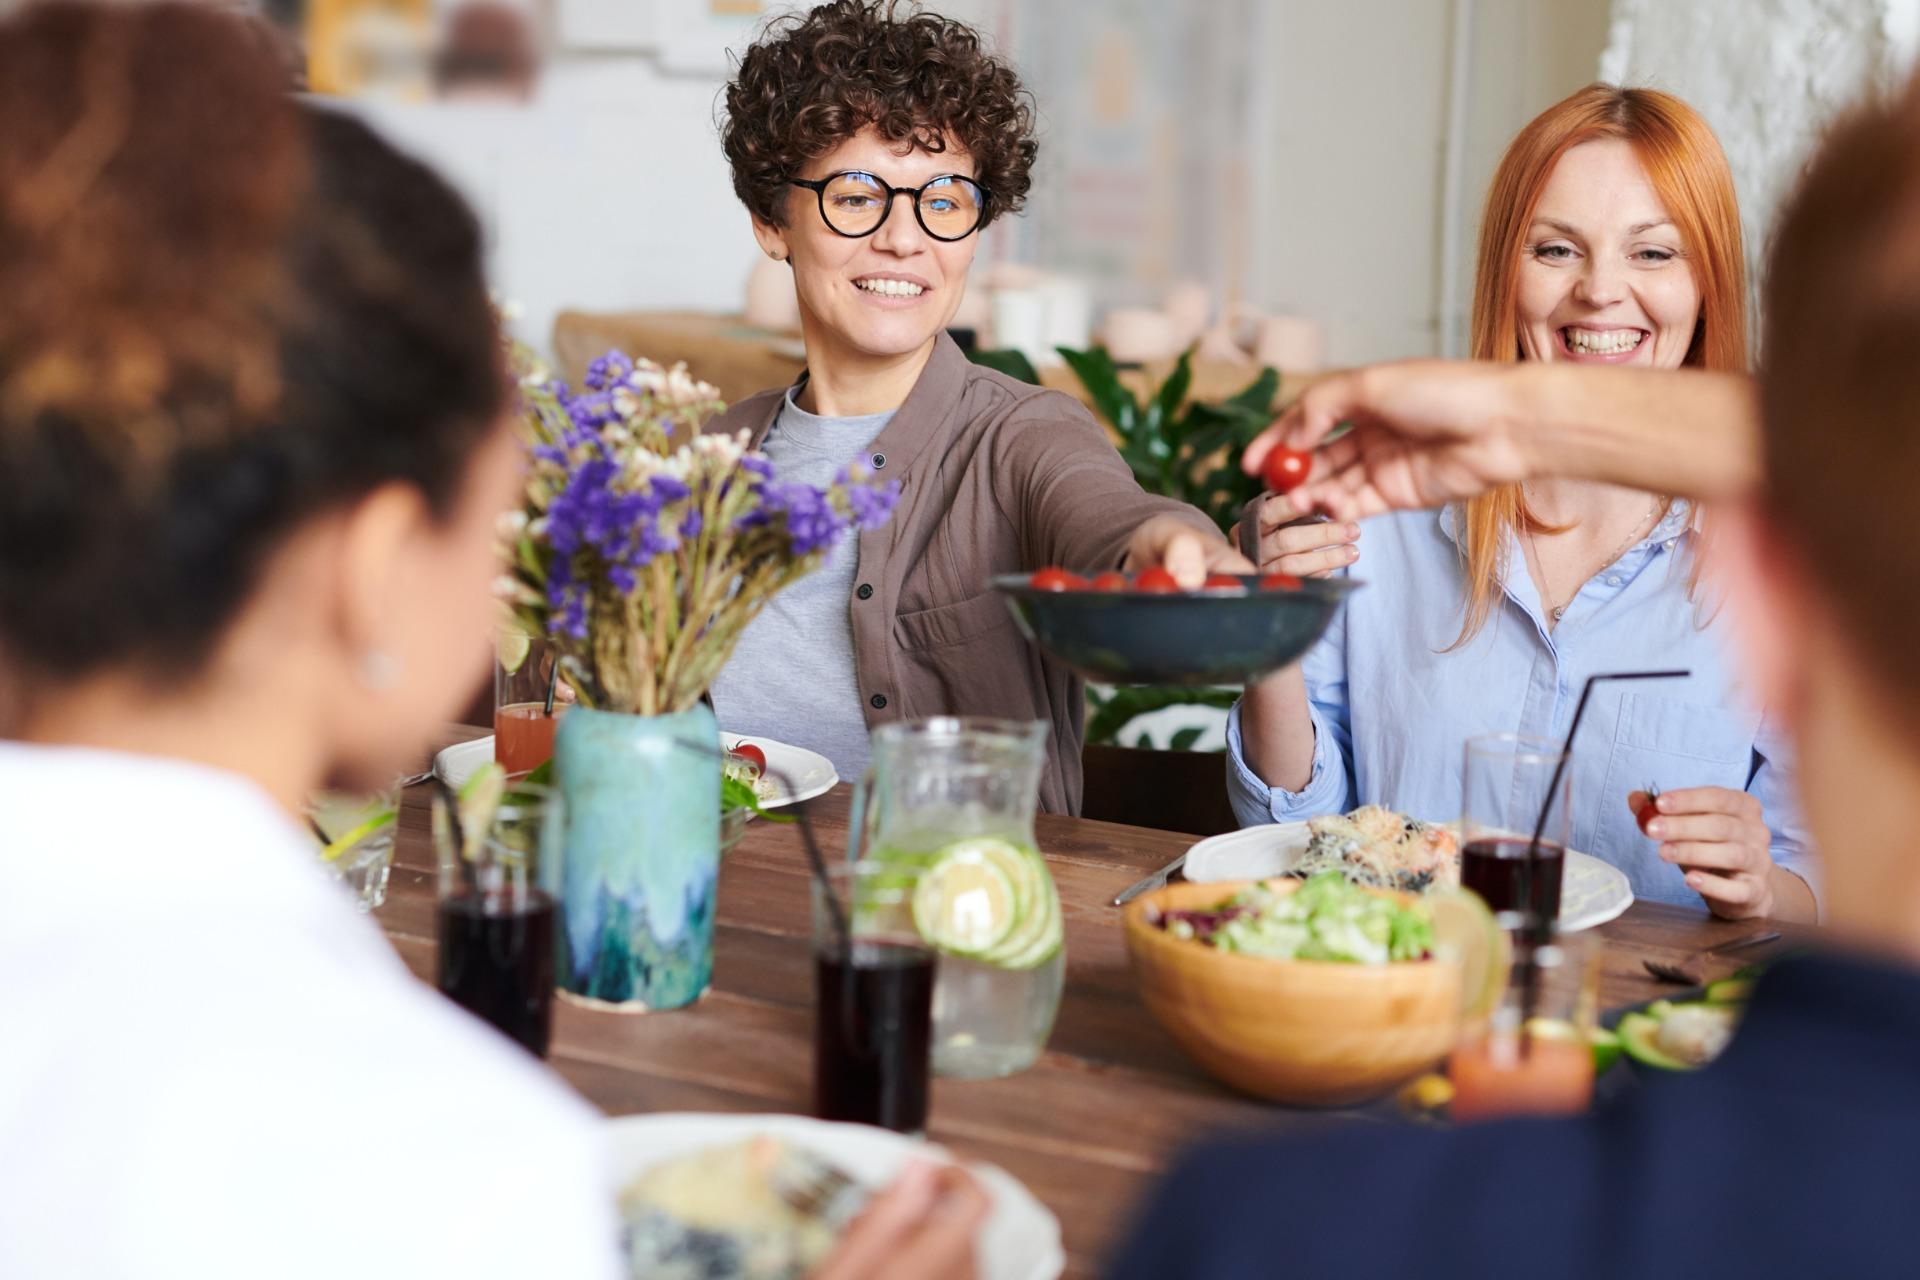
left=1261, top=446, right=1312, bottom=495
left=1203, top=574, right=1246, bottom=590
left=1637, top=790, right=1661, bottom=835
left=730, top=742, right=767, bottom=774
left=1029, top=567, right=1084, bottom=592
left=1134, top=567, right=1181, bottom=593
left=1088, top=571, right=1129, bottom=591
left=1259, top=572, right=1302, bottom=590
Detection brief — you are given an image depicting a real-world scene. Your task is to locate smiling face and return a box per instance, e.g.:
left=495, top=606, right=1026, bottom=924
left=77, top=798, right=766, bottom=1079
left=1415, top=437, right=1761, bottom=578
left=752, top=127, right=980, bottom=368
left=1515, top=138, right=1703, bottom=369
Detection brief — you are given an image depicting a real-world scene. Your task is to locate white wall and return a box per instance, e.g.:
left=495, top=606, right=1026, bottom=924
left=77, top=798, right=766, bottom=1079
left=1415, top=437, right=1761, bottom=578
left=1252, top=0, right=1611, bottom=365
left=1602, top=0, right=1920, bottom=326
left=351, top=52, right=760, bottom=356
left=354, top=1, right=1617, bottom=367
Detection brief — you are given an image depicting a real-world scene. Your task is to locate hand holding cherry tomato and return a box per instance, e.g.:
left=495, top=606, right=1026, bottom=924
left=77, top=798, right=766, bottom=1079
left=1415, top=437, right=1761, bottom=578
left=1628, top=787, right=1781, bottom=920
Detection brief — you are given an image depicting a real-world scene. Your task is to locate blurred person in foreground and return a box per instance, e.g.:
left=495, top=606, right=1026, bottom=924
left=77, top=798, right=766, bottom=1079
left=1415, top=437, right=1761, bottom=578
left=1110, top=73, right=1920, bottom=1280
left=705, top=0, right=1247, bottom=810
left=0, top=5, right=980, bottom=1276
left=1233, top=86, right=1814, bottom=922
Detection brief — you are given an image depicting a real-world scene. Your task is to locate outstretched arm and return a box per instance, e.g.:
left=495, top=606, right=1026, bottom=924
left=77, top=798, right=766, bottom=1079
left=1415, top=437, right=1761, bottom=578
left=1244, top=360, right=1762, bottom=521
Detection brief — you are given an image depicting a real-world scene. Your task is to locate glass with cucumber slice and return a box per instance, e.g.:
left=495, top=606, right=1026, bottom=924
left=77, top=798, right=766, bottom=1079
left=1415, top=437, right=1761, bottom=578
left=307, top=782, right=401, bottom=911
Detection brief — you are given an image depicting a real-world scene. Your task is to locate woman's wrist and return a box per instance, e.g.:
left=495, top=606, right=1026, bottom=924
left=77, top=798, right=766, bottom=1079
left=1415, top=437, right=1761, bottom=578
left=1768, top=864, right=1818, bottom=924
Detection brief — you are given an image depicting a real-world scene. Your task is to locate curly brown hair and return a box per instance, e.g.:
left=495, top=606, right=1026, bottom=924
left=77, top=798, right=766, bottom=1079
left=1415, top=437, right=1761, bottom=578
left=721, top=0, right=1037, bottom=229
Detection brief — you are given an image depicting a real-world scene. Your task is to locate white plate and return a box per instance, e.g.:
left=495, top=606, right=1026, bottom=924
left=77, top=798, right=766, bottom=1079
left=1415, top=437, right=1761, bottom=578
left=432, top=731, right=839, bottom=808
left=1182, top=820, right=1634, bottom=933
left=606, top=1112, right=1064, bottom=1280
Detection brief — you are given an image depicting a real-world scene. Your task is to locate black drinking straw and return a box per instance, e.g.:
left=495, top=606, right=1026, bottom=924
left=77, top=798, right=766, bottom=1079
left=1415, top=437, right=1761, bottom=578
left=542, top=658, right=560, bottom=717
left=1516, top=668, right=1690, bottom=1045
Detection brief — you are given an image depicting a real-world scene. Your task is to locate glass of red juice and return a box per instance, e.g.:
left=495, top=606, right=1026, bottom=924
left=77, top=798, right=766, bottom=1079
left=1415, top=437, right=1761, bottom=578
left=813, top=862, right=935, bottom=1136
left=433, top=781, right=565, bottom=1057
left=494, top=626, right=567, bottom=775
left=1460, top=733, right=1571, bottom=923
left=1450, top=923, right=1601, bottom=1123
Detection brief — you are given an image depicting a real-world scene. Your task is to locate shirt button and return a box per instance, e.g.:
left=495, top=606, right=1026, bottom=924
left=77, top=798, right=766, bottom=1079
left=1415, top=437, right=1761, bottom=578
left=870, top=693, right=888, bottom=710
left=856, top=583, right=874, bottom=600
left=1606, top=575, right=1622, bottom=587
left=871, top=453, right=887, bottom=469
left=1663, top=539, right=1677, bottom=550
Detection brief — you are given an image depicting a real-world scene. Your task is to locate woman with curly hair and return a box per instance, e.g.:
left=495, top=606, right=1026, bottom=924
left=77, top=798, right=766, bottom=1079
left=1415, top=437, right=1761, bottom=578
left=707, top=0, right=1245, bottom=813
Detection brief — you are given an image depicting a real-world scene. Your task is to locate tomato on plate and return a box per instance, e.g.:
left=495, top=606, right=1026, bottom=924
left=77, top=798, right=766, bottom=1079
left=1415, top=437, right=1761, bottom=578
left=1134, top=567, right=1181, bottom=593
left=1259, top=572, right=1303, bottom=590
left=1029, top=567, right=1085, bottom=592
left=730, top=742, right=767, bottom=774
left=1088, top=571, right=1129, bottom=591
left=1261, top=446, right=1312, bottom=495
left=1203, top=574, right=1246, bottom=589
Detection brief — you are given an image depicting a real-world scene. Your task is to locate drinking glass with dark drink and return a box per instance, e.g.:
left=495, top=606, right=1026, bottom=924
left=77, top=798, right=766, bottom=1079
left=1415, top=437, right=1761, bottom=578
left=813, top=861, right=935, bottom=1136
left=1460, top=733, right=1571, bottom=922
left=433, top=780, right=564, bottom=1057
left=494, top=626, right=567, bottom=775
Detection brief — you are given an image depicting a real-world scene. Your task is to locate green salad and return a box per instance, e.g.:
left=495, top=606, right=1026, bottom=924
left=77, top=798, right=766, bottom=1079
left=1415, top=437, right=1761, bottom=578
left=1161, top=871, right=1435, bottom=964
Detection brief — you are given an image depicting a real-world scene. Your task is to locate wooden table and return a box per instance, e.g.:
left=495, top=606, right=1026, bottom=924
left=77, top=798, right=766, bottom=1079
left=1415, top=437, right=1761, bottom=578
left=377, top=730, right=1803, bottom=1278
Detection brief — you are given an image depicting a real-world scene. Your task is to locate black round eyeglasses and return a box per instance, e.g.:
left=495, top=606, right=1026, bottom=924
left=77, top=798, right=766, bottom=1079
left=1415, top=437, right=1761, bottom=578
left=787, top=170, right=991, bottom=242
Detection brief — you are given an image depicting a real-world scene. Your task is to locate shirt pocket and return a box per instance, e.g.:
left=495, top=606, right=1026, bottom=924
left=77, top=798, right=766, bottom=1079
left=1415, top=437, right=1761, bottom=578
left=1586, top=691, right=1761, bottom=878
left=893, top=588, right=1017, bottom=653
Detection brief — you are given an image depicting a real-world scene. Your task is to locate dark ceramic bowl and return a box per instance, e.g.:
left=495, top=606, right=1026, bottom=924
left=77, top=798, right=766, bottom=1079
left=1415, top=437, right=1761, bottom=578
left=992, top=573, right=1361, bottom=686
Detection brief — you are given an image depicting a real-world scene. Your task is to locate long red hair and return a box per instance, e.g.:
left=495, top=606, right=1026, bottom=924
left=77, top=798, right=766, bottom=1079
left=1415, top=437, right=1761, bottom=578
left=1455, top=84, right=1747, bottom=644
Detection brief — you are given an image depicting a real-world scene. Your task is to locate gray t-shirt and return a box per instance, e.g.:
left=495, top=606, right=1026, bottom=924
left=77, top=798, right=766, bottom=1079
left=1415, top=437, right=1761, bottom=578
left=709, top=388, right=893, bottom=782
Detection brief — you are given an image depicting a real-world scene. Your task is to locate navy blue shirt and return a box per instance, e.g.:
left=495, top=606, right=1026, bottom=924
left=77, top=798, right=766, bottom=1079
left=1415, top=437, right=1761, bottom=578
left=1110, top=951, right=1916, bottom=1279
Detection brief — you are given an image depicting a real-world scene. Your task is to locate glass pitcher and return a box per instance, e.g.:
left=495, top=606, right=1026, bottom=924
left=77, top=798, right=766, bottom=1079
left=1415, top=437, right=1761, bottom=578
left=847, top=717, right=1063, bottom=1079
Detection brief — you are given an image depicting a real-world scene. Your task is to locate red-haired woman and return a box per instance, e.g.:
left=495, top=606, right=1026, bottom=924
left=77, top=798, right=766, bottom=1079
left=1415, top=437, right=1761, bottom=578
left=1232, top=85, right=1817, bottom=921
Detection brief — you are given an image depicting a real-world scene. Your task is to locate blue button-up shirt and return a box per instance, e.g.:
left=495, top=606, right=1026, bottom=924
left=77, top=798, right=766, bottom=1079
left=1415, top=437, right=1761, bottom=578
left=1225, top=503, right=1815, bottom=909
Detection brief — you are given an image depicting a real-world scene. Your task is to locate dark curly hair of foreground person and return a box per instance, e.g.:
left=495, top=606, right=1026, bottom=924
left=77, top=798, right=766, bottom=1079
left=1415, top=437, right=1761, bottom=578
left=720, top=0, right=1038, bottom=227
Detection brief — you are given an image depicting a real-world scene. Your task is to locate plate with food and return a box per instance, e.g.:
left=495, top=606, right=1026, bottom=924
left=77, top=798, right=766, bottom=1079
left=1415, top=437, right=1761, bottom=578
left=432, top=731, right=838, bottom=809
left=1182, top=805, right=1633, bottom=933
left=608, top=1112, right=1064, bottom=1280
left=993, top=570, right=1360, bottom=686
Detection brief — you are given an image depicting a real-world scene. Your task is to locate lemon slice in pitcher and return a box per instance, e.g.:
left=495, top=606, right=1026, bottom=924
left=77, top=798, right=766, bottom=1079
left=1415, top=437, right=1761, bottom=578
left=911, top=838, right=1028, bottom=956
left=1426, top=888, right=1509, bottom=1019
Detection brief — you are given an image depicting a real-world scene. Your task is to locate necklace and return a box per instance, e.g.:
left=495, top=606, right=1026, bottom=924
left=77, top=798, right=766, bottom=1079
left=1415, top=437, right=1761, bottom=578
left=1524, top=491, right=1666, bottom=625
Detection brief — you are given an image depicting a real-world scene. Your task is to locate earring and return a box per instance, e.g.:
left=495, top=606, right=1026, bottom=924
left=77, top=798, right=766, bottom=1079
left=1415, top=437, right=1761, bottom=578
left=359, top=650, right=399, bottom=691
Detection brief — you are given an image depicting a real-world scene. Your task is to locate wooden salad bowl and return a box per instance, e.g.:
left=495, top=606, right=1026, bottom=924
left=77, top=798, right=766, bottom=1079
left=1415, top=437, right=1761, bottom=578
left=1122, top=879, right=1461, bottom=1106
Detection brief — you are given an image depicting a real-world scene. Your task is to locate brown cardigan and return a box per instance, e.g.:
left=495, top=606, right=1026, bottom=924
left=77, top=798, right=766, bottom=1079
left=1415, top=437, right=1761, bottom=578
left=708, top=333, right=1218, bottom=814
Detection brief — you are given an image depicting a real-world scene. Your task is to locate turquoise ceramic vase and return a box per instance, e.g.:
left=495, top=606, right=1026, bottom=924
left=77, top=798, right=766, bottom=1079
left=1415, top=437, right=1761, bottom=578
left=553, top=703, right=720, bottom=1010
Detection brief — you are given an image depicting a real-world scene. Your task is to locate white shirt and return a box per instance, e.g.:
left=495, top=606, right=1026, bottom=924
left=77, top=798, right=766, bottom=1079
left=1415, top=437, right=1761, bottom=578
left=0, top=743, right=622, bottom=1279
